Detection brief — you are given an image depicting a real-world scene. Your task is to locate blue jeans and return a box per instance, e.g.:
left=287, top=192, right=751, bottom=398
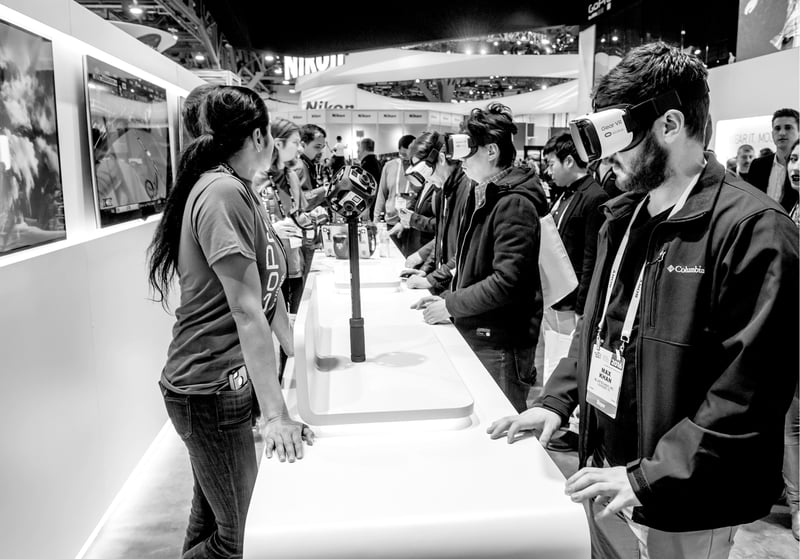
left=467, top=339, right=535, bottom=413
left=160, top=382, right=258, bottom=559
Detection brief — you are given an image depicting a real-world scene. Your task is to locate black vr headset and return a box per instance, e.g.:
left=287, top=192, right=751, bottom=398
left=405, top=132, right=477, bottom=187
left=569, top=80, right=709, bottom=163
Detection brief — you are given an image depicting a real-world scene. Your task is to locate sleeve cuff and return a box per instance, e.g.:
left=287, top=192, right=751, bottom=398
left=535, top=396, right=570, bottom=425
left=626, top=459, right=654, bottom=506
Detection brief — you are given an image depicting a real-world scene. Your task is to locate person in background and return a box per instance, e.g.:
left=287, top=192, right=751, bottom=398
left=411, top=103, right=546, bottom=413
left=759, top=146, right=775, bottom=158
left=402, top=131, right=472, bottom=294
left=357, top=137, right=382, bottom=220
left=148, top=86, right=313, bottom=559
left=487, top=42, right=798, bottom=559
left=748, top=108, right=799, bottom=212
left=785, top=137, right=799, bottom=540
left=592, top=159, right=624, bottom=199
left=734, top=143, right=755, bottom=182
left=331, top=135, right=347, bottom=175
left=254, top=118, right=306, bottom=315
left=374, top=134, right=416, bottom=252
left=296, top=124, right=328, bottom=211
left=536, top=132, right=609, bottom=453
left=725, top=157, right=738, bottom=174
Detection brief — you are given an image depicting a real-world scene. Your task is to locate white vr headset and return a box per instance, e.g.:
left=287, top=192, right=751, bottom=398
left=569, top=80, right=709, bottom=163
left=405, top=133, right=476, bottom=187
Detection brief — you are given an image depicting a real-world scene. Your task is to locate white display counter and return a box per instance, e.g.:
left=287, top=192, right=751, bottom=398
left=244, top=251, right=590, bottom=558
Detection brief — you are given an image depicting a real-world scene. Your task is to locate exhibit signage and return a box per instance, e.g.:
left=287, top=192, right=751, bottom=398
left=326, top=110, right=353, bottom=123
left=288, top=111, right=306, bottom=124
left=285, top=54, right=346, bottom=81
left=378, top=111, right=402, bottom=123
left=307, top=110, right=326, bottom=124
left=403, top=111, right=429, bottom=124
left=429, top=111, right=441, bottom=125
left=714, top=115, right=774, bottom=162
left=440, top=113, right=454, bottom=126
left=353, top=111, right=377, bottom=123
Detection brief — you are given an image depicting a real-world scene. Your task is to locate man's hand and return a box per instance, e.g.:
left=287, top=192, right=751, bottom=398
left=398, top=208, right=412, bottom=227
left=487, top=407, right=563, bottom=446
left=389, top=222, right=405, bottom=237
left=410, top=295, right=451, bottom=324
left=407, top=275, right=431, bottom=289
left=565, top=466, right=642, bottom=520
left=272, top=218, right=302, bottom=239
left=405, top=252, right=423, bottom=269
left=400, top=268, right=426, bottom=278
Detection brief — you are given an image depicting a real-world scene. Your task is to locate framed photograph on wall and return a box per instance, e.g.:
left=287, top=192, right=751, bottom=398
left=0, top=19, right=66, bottom=256
left=84, top=56, right=172, bottom=227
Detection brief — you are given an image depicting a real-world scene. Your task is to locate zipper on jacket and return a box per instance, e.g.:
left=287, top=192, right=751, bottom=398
left=647, top=247, right=667, bottom=328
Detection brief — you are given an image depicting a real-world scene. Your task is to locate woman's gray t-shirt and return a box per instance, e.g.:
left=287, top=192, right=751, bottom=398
left=161, top=169, right=287, bottom=394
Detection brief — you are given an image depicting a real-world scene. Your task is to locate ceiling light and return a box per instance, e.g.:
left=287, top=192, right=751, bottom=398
left=265, top=55, right=275, bottom=62
left=611, top=35, right=619, bottom=42
left=194, top=53, right=205, bottom=61
left=129, top=5, right=143, bottom=15
left=289, top=88, right=296, bottom=94
left=282, top=79, right=289, bottom=85
left=694, top=49, right=702, bottom=55
left=493, top=41, right=499, bottom=46
left=503, top=50, right=509, bottom=55
left=274, top=67, right=282, bottom=74
left=541, top=84, right=548, bottom=90
left=508, top=85, right=512, bottom=90
left=415, top=78, right=420, bottom=83
left=516, top=40, right=521, bottom=45
left=480, top=48, right=487, bottom=55
left=600, top=37, right=606, bottom=43
left=465, top=48, right=473, bottom=55
left=681, top=29, right=686, bottom=35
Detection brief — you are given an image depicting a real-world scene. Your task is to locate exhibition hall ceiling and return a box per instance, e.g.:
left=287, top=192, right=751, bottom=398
left=202, top=0, right=586, bottom=55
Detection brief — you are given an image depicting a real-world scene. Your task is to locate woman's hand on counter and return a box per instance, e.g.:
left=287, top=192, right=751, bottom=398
left=486, top=407, right=562, bottom=446
left=263, top=415, right=315, bottom=463
left=406, top=275, right=432, bottom=289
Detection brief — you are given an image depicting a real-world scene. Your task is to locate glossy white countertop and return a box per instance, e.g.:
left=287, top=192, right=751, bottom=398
left=244, top=251, right=590, bottom=558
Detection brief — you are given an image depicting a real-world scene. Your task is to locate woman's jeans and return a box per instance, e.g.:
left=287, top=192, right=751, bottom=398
left=465, top=336, right=536, bottom=413
left=160, top=382, right=258, bottom=559
left=784, top=395, right=799, bottom=512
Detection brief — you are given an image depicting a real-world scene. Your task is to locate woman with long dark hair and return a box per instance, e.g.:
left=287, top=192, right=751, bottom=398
left=148, top=86, right=313, bottom=558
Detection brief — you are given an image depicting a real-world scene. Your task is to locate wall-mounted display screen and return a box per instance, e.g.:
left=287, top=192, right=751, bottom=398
left=0, top=19, right=66, bottom=256
left=85, top=56, right=171, bottom=227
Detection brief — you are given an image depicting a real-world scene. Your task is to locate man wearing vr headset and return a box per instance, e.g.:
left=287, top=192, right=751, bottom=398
left=400, top=131, right=472, bottom=294
left=488, top=42, right=798, bottom=558
left=412, top=103, right=547, bottom=413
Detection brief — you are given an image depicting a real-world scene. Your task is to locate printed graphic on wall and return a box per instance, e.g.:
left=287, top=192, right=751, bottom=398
left=737, top=0, right=798, bottom=61
left=85, top=56, right=171, bottom=227
left=0, top=20, right=66, bottom=256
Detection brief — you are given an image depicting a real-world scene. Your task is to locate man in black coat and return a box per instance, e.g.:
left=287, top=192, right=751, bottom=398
left=357, top=137, right=382, bottom=220
left=747, top=108, right=799, bottom=212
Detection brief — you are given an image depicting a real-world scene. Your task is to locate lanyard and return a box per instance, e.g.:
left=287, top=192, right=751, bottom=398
left=551, top=191, right=575, bottom=230
left=595, top=174, right=700, bottom=352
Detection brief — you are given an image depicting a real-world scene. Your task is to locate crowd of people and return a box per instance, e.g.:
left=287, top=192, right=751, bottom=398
left=147, top=41, right=798, bottom=559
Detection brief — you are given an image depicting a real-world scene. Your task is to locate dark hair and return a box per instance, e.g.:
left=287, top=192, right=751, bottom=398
left=773, top=108, right=799, bottom=127
left=360, top=138, right=375, bottom=152
left=593, top=41, right=709, bottom=144
left=465, top=102, right=518, bottom=168
left=271, top=118, right=300, bottom=166
left=182, top=83, right=220, bottom=140
left=336, top=135, right=342, bottom=141
left=792, top=138, right=800, bottom=152
left=300, top=124, right=326, bottom=144
left=148, top=86, right=269, bottom=304
left=542, top=132, right=586, bottom=169
left=760, top=147, right=775, bottom=157
left=398, top=134, right=416, bottom=150
left=409, top=131, right=442, bottom=162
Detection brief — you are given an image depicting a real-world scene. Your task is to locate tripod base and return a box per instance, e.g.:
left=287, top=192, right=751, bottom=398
left=349, top=317, right=365, bottom=362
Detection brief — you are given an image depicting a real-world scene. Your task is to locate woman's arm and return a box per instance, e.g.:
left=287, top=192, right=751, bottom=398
left=212, top=253, right=312, bottom=462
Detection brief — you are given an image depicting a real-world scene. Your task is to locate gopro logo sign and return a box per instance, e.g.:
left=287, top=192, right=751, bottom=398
left=588, top=0, right=613, bottom=20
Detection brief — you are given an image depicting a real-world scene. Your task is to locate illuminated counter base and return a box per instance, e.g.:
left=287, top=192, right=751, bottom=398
left=244, top=256, right=590, bottom=559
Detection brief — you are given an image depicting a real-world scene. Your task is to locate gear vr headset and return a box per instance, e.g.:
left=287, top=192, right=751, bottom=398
left=569, top=80, right=709, bottom=163
left=405, top=133, right=478, bottom=187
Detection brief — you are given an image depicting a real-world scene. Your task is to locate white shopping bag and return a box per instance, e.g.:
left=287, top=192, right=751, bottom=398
left=539, top=214, right=578, bottom=308
left=543, top=329, right=574, bottom=386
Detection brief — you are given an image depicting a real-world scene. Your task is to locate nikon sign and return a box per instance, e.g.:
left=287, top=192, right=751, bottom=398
left=285, top=55, right=346, bottom=81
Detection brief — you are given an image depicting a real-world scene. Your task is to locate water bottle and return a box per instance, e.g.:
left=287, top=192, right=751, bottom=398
left=376, top=212, right=390, bottom=258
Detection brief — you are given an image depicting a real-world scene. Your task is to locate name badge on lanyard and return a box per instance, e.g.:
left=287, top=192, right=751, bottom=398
left=587, top=344, right=625, bottom=418
left=586, top=170, right=700, bottom=418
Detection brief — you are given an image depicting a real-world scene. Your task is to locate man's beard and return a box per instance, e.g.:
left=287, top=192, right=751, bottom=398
left=616, top=133, right=671, bottom=193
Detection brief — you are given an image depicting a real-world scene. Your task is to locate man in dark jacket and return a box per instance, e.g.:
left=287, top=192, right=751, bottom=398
left=747, top=108, right=799, bottom=212
left=488, top=42, right=798, bottom=558
left=358, top=138, right=382, bottom=220
left=412, top=104, right=546, bottom=413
